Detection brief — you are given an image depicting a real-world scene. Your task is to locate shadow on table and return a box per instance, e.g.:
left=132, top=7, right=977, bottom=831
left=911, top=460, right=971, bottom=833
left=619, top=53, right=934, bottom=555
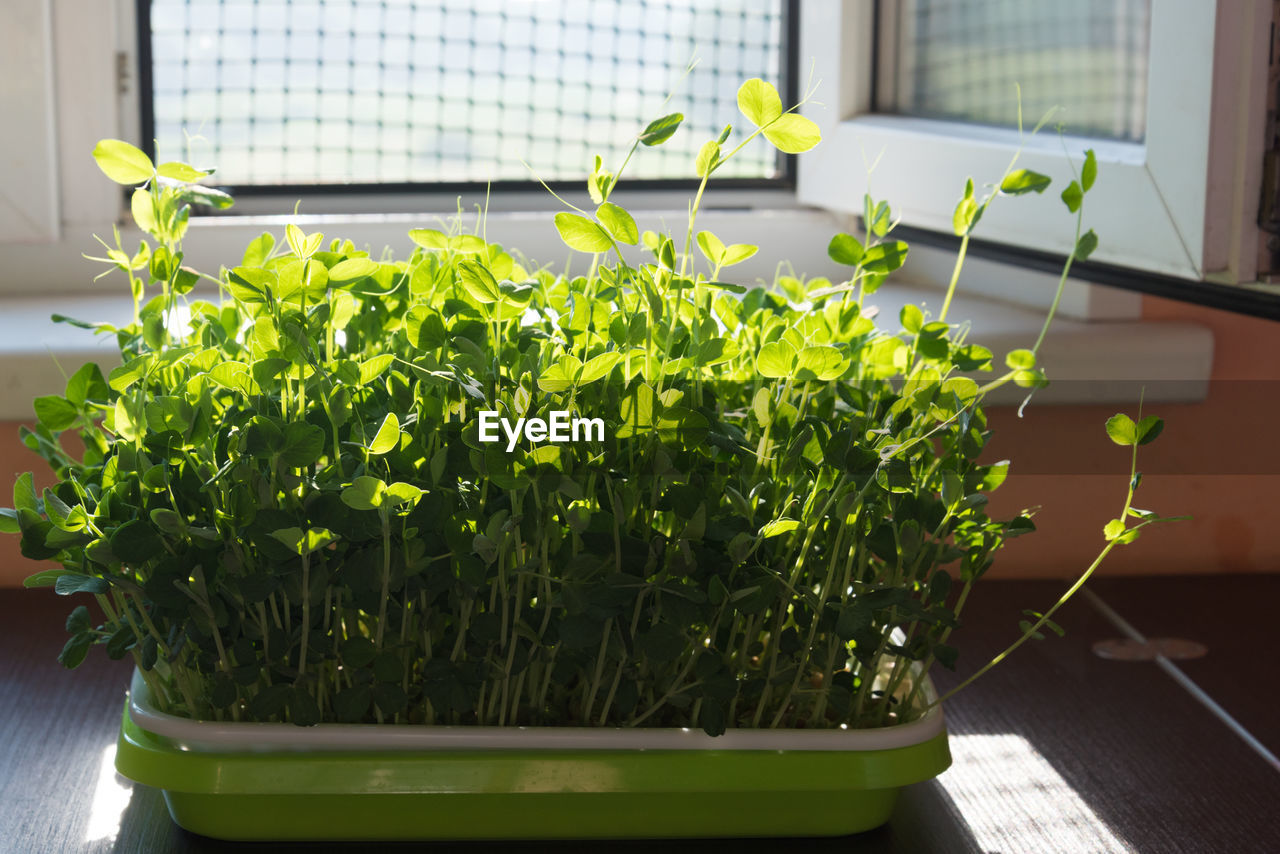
left=112, top=780, right=981, bottom=854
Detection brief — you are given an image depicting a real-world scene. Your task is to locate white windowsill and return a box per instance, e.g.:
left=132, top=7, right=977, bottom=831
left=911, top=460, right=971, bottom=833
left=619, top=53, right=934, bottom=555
left=0, top=282, right=1213, bottom=422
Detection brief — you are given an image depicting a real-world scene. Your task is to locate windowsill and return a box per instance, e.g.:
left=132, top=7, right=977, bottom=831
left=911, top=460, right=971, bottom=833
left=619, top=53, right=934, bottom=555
left=0, top=283, right=1212, bottom=422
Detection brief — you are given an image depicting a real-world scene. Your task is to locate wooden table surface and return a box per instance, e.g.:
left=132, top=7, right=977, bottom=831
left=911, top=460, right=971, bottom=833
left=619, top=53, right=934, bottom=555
left=2, top=576, right=1277, bottom=854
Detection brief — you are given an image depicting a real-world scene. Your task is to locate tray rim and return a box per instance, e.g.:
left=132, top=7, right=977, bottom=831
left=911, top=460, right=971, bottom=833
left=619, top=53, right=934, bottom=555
left=127, top=667, right=945, bottom=753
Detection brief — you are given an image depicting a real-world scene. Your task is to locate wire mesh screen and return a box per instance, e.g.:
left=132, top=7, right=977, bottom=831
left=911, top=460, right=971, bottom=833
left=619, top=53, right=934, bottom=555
left=147, top=0, right=787, bottom=187
left=887, top=0, right=1150, bottom=142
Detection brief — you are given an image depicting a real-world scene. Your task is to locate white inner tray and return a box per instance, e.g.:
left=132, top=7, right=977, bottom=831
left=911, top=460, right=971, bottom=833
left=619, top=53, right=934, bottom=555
left=128, top=668, right=944, bottom=753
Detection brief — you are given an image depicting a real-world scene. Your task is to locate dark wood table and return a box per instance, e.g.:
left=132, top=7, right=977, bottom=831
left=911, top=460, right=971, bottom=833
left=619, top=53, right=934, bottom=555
left=3, top=577, right=1277, bottom=853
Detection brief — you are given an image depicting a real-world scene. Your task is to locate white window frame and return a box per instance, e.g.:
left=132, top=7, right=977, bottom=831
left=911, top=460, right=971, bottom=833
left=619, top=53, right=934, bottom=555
left=796, top=0, right=1271, bottom=284
left=1, top=0, right=843, bottom=296
left=3, top=0, right=1269, bottom=304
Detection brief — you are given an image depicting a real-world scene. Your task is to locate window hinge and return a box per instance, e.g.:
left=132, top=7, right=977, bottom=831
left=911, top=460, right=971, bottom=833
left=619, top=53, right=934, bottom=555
left=116, top=50, right=130, bottom=96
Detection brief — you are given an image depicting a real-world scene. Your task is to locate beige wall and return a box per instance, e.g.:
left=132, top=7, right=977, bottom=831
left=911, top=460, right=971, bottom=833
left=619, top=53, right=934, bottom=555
left=2, top=293, right=1276, bottom=586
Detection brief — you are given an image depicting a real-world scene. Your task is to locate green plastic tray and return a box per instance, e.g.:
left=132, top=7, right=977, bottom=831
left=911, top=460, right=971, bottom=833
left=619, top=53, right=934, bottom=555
left=116, top=699, right=950, bottom=841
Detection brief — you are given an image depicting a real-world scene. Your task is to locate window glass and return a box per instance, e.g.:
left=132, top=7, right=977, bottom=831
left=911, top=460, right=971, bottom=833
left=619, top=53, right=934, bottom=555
left=886, top=0, right=1150, bottom=142
left=147, top=0, right=787, bottom=186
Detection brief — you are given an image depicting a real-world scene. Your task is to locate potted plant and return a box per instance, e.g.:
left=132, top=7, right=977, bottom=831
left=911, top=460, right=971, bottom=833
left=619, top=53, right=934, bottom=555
left=3, top=78, right=1178, bottom=841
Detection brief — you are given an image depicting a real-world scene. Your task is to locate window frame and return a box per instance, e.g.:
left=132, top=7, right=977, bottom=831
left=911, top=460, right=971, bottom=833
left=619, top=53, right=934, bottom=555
left=796, top=0, right=1273, bottom=288
left=133, top=0, right=803, bottom=207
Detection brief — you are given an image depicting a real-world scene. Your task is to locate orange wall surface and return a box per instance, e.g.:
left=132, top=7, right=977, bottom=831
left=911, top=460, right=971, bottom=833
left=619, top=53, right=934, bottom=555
left=983, top=294, right=1280, bottom=579
left=1, top=293, right=1276, bottom=586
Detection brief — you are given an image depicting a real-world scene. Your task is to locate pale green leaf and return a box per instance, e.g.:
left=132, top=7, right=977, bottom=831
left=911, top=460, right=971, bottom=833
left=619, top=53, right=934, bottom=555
left=367, top=412, right=400, bottom=455
left=554, top=212, right=613, bottom=253
left=737, top=78, right=782, bottom=127
left=596, top=202, right=639, bottom=245
left=762, top=113, right=821, bottom=154
left=92, top=139, right=154, bottom=185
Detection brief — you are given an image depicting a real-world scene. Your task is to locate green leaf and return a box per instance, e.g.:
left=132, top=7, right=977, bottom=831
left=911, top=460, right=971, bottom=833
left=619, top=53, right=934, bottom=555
left=752, top=387, right=773, bottom=427
left=1081, top=149, right=1098, bottom=192
left=762, top=113, right=821, bottom=154
left=286, top=224, right=324, bottom=259
left=1136, top=415, right=1164, bottom=445
left=1061, top=180, right=1083, bottom=213
left=280, top=422, right=325, bottom=467
left=13, top=472, right=37, bottom=515
left=270, top=526, right=335, bottom=556
left=332, top=291, right=357, bottom=331
left=1000, top=169, right=1052, bottom=195
left=33, top=396, right=79, bottom=431
left=759, top=518, right=799, bottom=538
left=384, top=482, right=424, bottom=509
left=900, top=304, right=923, bottom=334
left=334, top=685, right=372, bottom=722
left=554, top=212, right=613, bottom=253
left=835, top=602, right=871, bottom=641
left=457, top=259, right=501, bottom=304
left=1005, top=349, right=1036, bottom=370
left=367, top=413, right=400, bottom=455
left=242, top=232, right=275, bottom=266
left=341, top=476, right=387, bottom=511
left=861, top=241, right=908, bottom=274
left=22, top=568, right=73, bottom=588
left=737, top=78, right=782, bottom=126
left=695, top=140, right=720, bottom=178
left=953, top=179, right=979, bottom=236
left=182, top=185, right=234, bottom=210
left=537, top=359, right=577, bottom=393
left=248, top=684, right=293, bottom=719
left=359, top=354, right=395, bottom=385
left=406, top=306, right=446, bottom=349
left=131, top=189, right=157, bottom=233
left=578, top=351, right=622, bottom=384
left=92, top=139, right=154, bottom=185
left=1012, top=368, right=1047, bottom=389
left=156, top=161, right=210, bottom=182
left=720, top=244, right=758, bottom=267
left=55, top=574, right=110, bottom=596
left=639, top=112, right=683, bottom=146
left=795, top=345, right=846, bottom=381
left=1075, top=230, right=1099, bottom=261
left=756, top=340, right=796, bottom=378
left=588, top=155, right=612, bottom=204
left=867, top=200, right=891, bottom=237
left=59, top=633, right=94, bottom=669
left=698, top=336, right=740, bottom=365
left=327, top=256, right=379, bottom=286
left=66, top=605, right=91, bottom=634
left=827, top=233, right=863, bottom=266
left=1103, top=519, right=1127, bottom=541
left=596, top=203, right=639, bottom=245
left=1105, top=413, right=1138, bottom=446
left=110, top=519, right=164, bottom=563
left=208, top=361, right=257, bottom=396
left=408, top=228, right=449, bottom=250
left=697, top=231, right=726, bottom=266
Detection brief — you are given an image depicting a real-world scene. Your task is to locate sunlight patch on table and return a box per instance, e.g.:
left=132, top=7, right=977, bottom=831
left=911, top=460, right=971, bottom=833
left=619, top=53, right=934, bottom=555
left=84, top=744, right=133, bottom=844
left=941, top=734, right=1130, bottom=853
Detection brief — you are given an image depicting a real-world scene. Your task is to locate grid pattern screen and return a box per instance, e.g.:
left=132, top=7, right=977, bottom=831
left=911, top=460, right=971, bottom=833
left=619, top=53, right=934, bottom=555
left=886, top=0, right=1150, bottom=143
left=147, top=0, right=788, bottom=187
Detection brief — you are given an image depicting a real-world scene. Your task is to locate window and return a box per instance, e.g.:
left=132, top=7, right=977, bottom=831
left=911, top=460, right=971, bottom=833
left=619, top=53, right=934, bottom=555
left=4, top=0, right=1278, bottom=318
left=143, top=0, right=792, bottom=191
left=797, top=0, right=1272, bottom=288
left=883, top=0, right=1149, bottom=143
